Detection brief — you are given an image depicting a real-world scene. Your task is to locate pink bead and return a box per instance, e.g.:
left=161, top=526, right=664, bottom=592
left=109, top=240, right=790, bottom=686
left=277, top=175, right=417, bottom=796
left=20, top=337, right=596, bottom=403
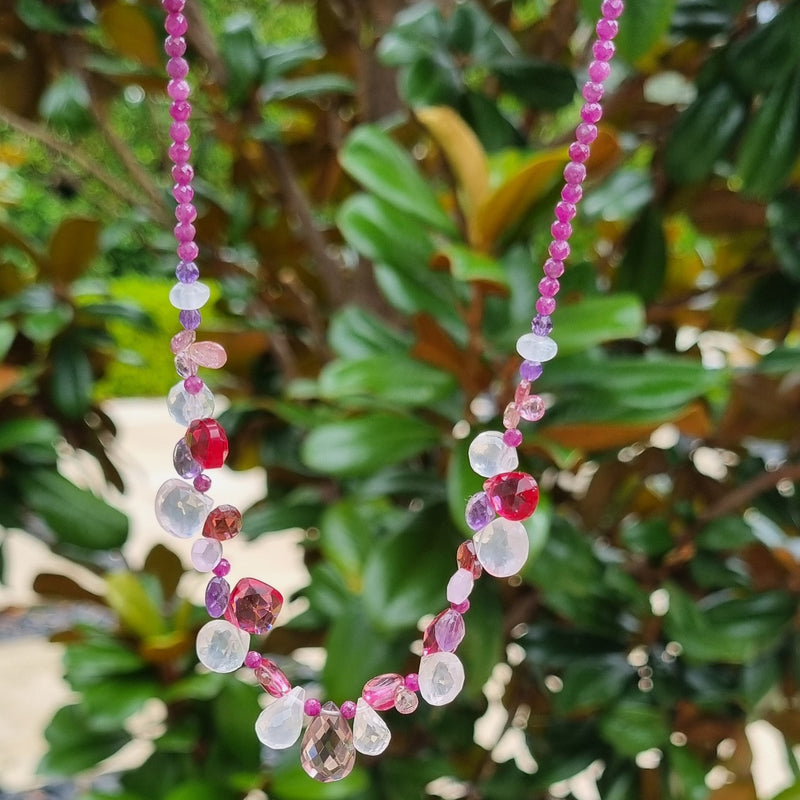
left=173, top=183, right=194, bottom=203
left=362, top=674, right=404, bottom=711
left=555, top=202, right=576, bottom=222
left=451, top=599, right=470, bottom=614
left=213, top=558, right=230, bottom=577
left=184, top=376, right=203, bottom=394
left=588, top=60, right=611, bottom=83
left=162, top=0, right=185, bottom=11
left=176, top=203, right=197, bottom=223
left=593, top=40, right=615, bottom=61
left=503, top=428, right=523, bottom=447
left=575, top=122, right=598, bottom=145
left=189, top=341, right=228, bottom=369
left=544, top=258, right=565, bottom=278
left=304, top=698, right=322, bottom=717
left=167, top=57, right=189, bottom=80
left=561, top=184, right=583, bottom=203
left=178, top=241, right=199, bottom=261
left=596, top=18, right=618, bottom=40
left=503, top=402, right=520, bottom=429
left=539, top=277, right=560, bottom=298
left=170, top=328, right=195, bottom=353
left=167, top=79, right=190, bottom=102
left=341, top=700, right=357, bottom=719
left=515, top=380, right=530, bottom=404
left=194, top=473, right=211, bottom=492
left=164, top=12, right=188, bottom=36
left=551, top=221, right=572, bottom=241
left=581, top=103, right=603, bottom=124
left=404, top=674, right=419, bottom=692
left=537, top=297, right=557, bottom=315
left=170, top=121, right=190, bottom=143
left=172, top=163, right=194, bottom=184
left=255, top=658, right=292, bottom=697
left=164, top=36, right=186, bottom=58
left=582, top=81, right=605, bottom=103
left=244, top=651, right=262, bottom=669
left=568, top=142, right=590, bottom=163
left=170, top=100, right=191, bottom=122
left=174, top=222, right=195, bottom=243
left=548, top=240, right=570, bottom=261
left=601, top=0, right=624, bottom=18
left=169, top=142, right=191, bottom=164
left=564, top=162, right=586, bottom=185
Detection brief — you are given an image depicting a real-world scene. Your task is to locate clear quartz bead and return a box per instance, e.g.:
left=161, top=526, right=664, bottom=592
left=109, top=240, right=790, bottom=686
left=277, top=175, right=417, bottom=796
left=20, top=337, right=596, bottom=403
left=166, top=381, right=214, bottom=426
left=468, top=431, right=519, bottom=477
left=516, top=333, right=558, bottom=362
left=154, top=478, right=213, bottom=539
left=191, top=537, right=222, bottom=571
left=446, top=568, right=474, bottom=605
left=255, top=686, right=306, bottom=749
left=300, top=702, right=356, bottom=782
left=394, top=688, right=419, bottom=715
left=352, top=698, right=391, bottom=756
left=196, top=619, right=249, bottom=673
left=473, top=518, right=530, bottom=577
left=418, top=652, right=465, bottom=706
left=169, top=280, right=211, bottom=310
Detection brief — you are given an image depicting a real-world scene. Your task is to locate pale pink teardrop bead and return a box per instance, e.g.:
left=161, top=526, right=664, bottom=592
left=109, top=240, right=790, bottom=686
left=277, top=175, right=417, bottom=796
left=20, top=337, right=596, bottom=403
left=189, top=340, right=228, bottom=368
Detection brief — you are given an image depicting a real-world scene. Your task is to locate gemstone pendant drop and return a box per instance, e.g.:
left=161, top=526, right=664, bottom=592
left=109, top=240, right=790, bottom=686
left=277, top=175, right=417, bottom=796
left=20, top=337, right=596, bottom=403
left=352, top=698, right=391, bottom=756
left=300, top=702, right=356, bottom=782
left=473, top=517, right=530, bottom=577
left=255, top=686, right=306, bottom=749
left=224, top=578, right=283, bottom=635
left=418, top=652, right=465, bottom=706
left=196, top=619, right=249, bottom=673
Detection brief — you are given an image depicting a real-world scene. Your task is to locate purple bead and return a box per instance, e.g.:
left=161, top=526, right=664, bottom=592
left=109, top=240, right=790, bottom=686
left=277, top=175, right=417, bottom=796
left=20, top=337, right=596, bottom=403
left=164, top=35, right=186, bottom=58
left=582, top=81, right=604, bottom=103
left=404, top=673, right=419, bottom=692
left=601, top=0, right=624, bottom=18
left=544, top=258, right=565, bottom=278
left=539, top=277, right=560, bottom=298
left=176, top=260, right=199, bottom=283
left=575, top=122, right=598, bottom=145
left=588, top=60, right=611, bottom=83
left=179, top=309, right=202, bottom=330
left=178, top=241, right=199, bottom=261
left=549, top=240, right=570, bottom=261
left=563, top=162, right=586, bottom=185
left=162, top=0, right=185, bottom=11
left=194, top=473, right=212, bottom=492
left=205, top=576, right=230, bottom=617
left=174, top=221, right=196, bottom=243
left=170, top=100, right=192, bottom=122
left=173, top=437, right=202, bottom=478
left=596, top=18, right=619, bottom=40
left=503, top=428, right=523, bottom=448
left=532, top=314, right=553, bottom=336
left=167, top=57, right=189, bottom=80
left=164, top=12, right=188, bottom=36
left=581, top=103, right=603, bottom=124
left=304, top=698, right=322, bottom=717
left=170, top=121, right=190, bottom=143
left=341, top=700, right=357, bottom=720
left=213, top=558, right=231, bottom=578
left=562, top=184, right=583, bottom=204
left=536, top=297, right=557, bottom=316
left=593, top=40, right=615, bottom=61
left=175, top=203, right=197, bottom=223
left=551, top=221, right=572, bottom=241
left=184, top=376, right=204, bottom=394
left=568, top=142, right=590, bottom=163
left=245, top=650, right=262, bottom=669
left=520, top=360, right=543, bottom=381
left=451, top=599, right=470, bottom=614
left=169, top=141, right=191, bottom=164
left=173, top=183, right=194, bottom=204
left=465, top=492, right=495, bottom=531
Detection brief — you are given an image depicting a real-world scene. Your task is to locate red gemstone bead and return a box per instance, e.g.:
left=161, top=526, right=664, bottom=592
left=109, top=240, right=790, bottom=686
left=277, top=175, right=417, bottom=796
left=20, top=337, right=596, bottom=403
left=186, top=418, right=229, bottom=469
left=456, top=540, right=482, bottom=579
left=202, top=504, right=242, bottom=541
left=225, top=577, right=283, bottom=635
left=483, top=471, right=539, bottom=521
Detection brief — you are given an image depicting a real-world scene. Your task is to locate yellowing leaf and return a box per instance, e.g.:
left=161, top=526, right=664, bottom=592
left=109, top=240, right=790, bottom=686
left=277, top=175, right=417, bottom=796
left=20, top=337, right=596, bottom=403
left=100, top=1, right=162, bottom=69
left=46, top=216, right=101, bottom=283
left=106, top=571, right=167, bottom=639
left=415, top=106, right=489, bottom=218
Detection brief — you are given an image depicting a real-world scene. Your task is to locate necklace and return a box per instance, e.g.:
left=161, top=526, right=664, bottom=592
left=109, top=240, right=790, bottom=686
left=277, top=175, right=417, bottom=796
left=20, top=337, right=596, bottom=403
left=154, top=0, right=624, bottom=784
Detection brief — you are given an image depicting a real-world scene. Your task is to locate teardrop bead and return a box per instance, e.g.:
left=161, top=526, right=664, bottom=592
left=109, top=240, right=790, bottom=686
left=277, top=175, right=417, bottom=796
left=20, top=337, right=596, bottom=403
left=468, top=431, right=518, bottom=478
left=255, top=686, right=306, bottom=749
left=352, top=698, right=391, bottom=756
left=418, top=652, right=465, bottom=706
left=154, top=478, right=213, bottom=538
left=188, top=340, right=227, bottom=368
left=195, top=619, right=249, bottom=673
left=167, top=381, right=214, bottom=426
left=446, top=568, right=474, bottom=605
left=473, top=517, right=530, bottom=577
left=516, top=333, right=558, bottom=362
left=422, top=608, right=465, bottom=655
left=170, top=328, right=196, bottom=354
left=169, top=280, right=210, bottom=310
left=300, top=702, right=356, bottom=782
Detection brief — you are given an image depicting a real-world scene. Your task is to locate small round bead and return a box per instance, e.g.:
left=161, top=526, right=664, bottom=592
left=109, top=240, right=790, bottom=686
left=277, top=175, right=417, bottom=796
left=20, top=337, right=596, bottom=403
left=173, top=183, right=194, bottom=204
left=341, top=700, right=357, bottom=720
left=245, top=651, right=262, bottom=669
left=593, top=40, right=616, bottom=61
left=582, top=81, right=604, bottom=103
left=213, top=558, right=231, bottom=578
left=167, top=79, right=190, bottom=102
left=176, top=203, right=197, bottom=223
left=548, top=240, right=570, bottom=261
left=176, top=260, right=199, bottom=282
left=581, top=103, right=603, bottom=124
left=404, top=673, right=420, bottom=692
left=551, top=221, right=572, bottom=241
left=596, top=18, right=619, bottom=40
left=532, top=314, right=554, bottom=336
left=170, top=100, right=192, bottom=122
left=184, top=376, right=204, bottom=394
left=169, top=141, right=191, bottom=164
left=304, top=698, right=322, bottom=717
left=194, top=473, right=212, bottom=492
left=568, top=142, right=591, bottom=163
left=172, top=163, right=194, bottom=184
left=174, top=222, right=196, bottom=243
left=167, top=57, right=189, bottom=80
left=520, top=360, right=543, bottom=381
left=170, top=121, right=190, bottom=143
left=588, top=60, right=611, bottom=83
left=164, top=12, right=188, bottom=36
left=564, top=162, right=587, bottom=185
left=601, top=0, right=624, bottom=18
left=180, top=309, right=202, bottom=330
left=544, top=258, right=565, bottom=278
left=451, top=599, right=470, bottom=614
left=539, top=277, right=560, bottom=298
left=178, top=241, right=199, bottom=262
left=555, top=201, right=576, bottom=222
left=503, top=428, right=523, bottom=447
left=575, top=122, right=598, bottom=145
left=561, top=184, right=583, bottom=204
left=162, top=0, right=185, bottom=12
left=536, top=297, right=557, bottom=316
left=394, top=687, right=419, bottom=715
left=164, top=35, right=186, bottom=58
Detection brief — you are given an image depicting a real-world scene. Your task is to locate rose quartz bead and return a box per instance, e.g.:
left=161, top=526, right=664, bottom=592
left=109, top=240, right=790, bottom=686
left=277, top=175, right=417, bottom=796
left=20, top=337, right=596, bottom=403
left=551, top=221, right=572, bottom=241
left=588, top=60, right=611, bottom=83
left=544, top=258, right=565, bottom=278
left=596, top=18, right=618, bottom=40
left=164, top=36, right=186, bottom=57
left=562, top=184, right=583, bottom=203
left=189, top=341, right=227, bottom=369
left=576, top=122, right=598, bottom=145
left=549, top=240, right=570, bottom=261
left=362, top=674, right=404, bottom=711
left=167, top=57, right=189, bottom=79
left=447, top=568, right=474, bottom=605
left=593, top=40, right=615, bottom=61
left=178, top=241, right=199, bottom=261
left=170, top=100, right=191, bottom=122
left=515, top=380, right=530, bottom=403
left=568, top=142, right=590, bottom=163
left=537, top=297, right=556, bottom=315
left=601, top=0, right=624, bottom=18
left=164, top=13, right=188, bottom=36
left=539, top=277, right=560, bottom=298
left=503, top=402, right=520, bottom=429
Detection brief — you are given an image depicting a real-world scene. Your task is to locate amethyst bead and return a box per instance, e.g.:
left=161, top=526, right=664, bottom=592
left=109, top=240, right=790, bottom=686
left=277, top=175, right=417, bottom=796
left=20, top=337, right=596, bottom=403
left=173, top=437, right=202, bottom=479
left=532, top=315, right=553, bottom=336
left=205, top=576, right=230, bottom=617
left=179, top=309, right=202, bottom=330
left=176, top=260, right=199, bottom=283
left=465, top=492, right=495, bottom=531
left=520, top=360, right=543, bottom=381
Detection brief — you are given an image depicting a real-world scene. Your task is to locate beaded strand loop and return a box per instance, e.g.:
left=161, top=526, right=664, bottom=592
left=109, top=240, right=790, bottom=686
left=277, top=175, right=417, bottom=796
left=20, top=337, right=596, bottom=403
left=154, top=0, right=624, bottom=782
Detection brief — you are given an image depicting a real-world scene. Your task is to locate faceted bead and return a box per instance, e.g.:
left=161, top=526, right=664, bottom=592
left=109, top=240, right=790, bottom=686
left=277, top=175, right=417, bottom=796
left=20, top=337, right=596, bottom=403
left=205, top=576, right=230, bottom=617
left=341, top=700, right=357, bottom=720
left=502, top=402, right=520, bottom=429
left=167, top=380, right=214, bottom=426
left=255, top=686, right=305, bottom=749
left=446, top=568, right=474, bottom=605
left=225, top=578, right=283, bottom=635
left=473, top=518, right=530, bottom=577
left=532, top=314, right=553, bottom=337
left=519, top=395, right=546, bottom=422
left=418, top=652, right=465, bottom=707
left=300, top=702, right=356, bottom=783
left=465, top=492, right=495, bottom=531
left=186, top=418, right=229, bottom=469
left=352, top=698, right=391, bottom=756
left=305, top=698, right=323, bottom=717
left=184, top=376, right=203, bottom=394
left=516, top=333, right=558, bottom=362
left=188, top=340, right=227, bottom=369
left=484, top=472, right=540, bottom=521
left=255, top=658, right=292, bottom=698
left=173, top=437, right=202, bottom=479
left=520, top=360, right=543, bottom=382
left=422, top=608, right=466, bottom=655
left=394, top=688, right=419, bottom=715
left=191, top=537, right=222, bottom=572
left=245, top=651, right=262, bottom=669
left=170, top=328, right=195, bottom=354
left=468, top=431, right=519, bottom=478
left=169, top=280, right=210, bottom=310
left=194, top=474, right=211, bottom=492
left=213, top=558, right=230, bottom=577
left=503, top=429, right=523, bottom=448
left=174, top=351, right=197, bottom=379
left=203, top=504, right=242, bottom=541
left=457, top=540, right=483, bottom=578
left=155, top=478, right=213, bottom=538
left=405, top=673, right=420, bottom=691
left=196, top=619, right=248, bottom=673
left=362, top=673, right=404, bottom=711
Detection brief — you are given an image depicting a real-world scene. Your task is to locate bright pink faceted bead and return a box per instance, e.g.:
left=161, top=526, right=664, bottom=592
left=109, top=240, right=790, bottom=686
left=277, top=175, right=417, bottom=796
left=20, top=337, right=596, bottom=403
left=539, top=277, right=560, bottom=298
left=588, top=60, right=611, bottom=83
left=601, top=0, right=624, bottom=18
left=596, top=18, right=618, bottom=40
left=575, top=122, right=598, bottom=145
left=244, top=651, right=262, bottom=669
left=503, top=428, right=523, bottom=448
left=555, top=201, right=576, bottom=222
left=175, top=203, right=197, bottom=223
left=564, top=162, right=586, bottom=185
left=582, top=81, right=604, bottom=103
left=178, top=241, right=199, bottom=261
left=544, top=258, right=565, bottom=278
left=212, top=558, right=230, bottom=577
left=164, top=35, right=186, bottom=58
left=536, top=296, right=557, bottom=315
left=362, top=673, right=404, bottom=711
left=255, top=658, right=292, bottom=697
left=167, top=79, right=190, bottom=101
left=164, top=12, right=188, bottom=36
left=187, top=418, right=229, bottom=469
left=174, top=222, right=195, bottom=242
left=167, top=57, right=189, bottom=80
left=170, top=100, right=191, bottom=122
left=593, top=40, right=615, bottom=61
left=551, top=221, right=572, bottom=241
left=184, top=376, right=203, bottom=395
left=173, top=183, right=194, bottom=203
left=422, top=608, right=465, bottom=655
left=451, top=599, right=470, bottom=614
left=170, top=122, right=190, bottom=143
left=562, top=184, right=583, bottom=203
left=404, top=673, right=419, bottom=692
left=341, top=700, right=357, bottom=719
left=225, top=577, right=284, bottom=635
left=162, top=0, right=185, bottom=12
left=193, top=473, right=211, bottom=492
left=172, top=163, right=193, bottom=184
left=581, top=103, right=603, bottom=124
left=568, top=142, right=590, bottom=163
left=549, top=240, right=570, bottom=261
left=484, top=471, right=540, bottom=521
left=304, top=698, right=322, bottom=717
left=169, top=142, right=191, bottom=164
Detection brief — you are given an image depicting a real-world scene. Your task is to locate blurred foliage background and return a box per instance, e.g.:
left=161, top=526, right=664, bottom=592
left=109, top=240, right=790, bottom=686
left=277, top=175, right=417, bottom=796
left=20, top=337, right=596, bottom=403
left=1, top=0, right=800, bottom=798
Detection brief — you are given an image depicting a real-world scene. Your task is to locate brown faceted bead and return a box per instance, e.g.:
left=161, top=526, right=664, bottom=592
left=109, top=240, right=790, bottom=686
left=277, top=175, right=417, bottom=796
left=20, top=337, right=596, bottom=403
left=202, top=504, right=242, bottom=541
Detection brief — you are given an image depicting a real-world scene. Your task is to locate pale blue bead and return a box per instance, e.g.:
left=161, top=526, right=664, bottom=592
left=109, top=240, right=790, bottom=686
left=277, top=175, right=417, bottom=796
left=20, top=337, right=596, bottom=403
left=166, top=381, right=214, bottom=426
left=155, top=478, right=213, bottom=538
left=196, top=619, right=249, bottom=673
left=516, top=333, right=558, bottom=362
left=169, top=280, right=211, bottom=310
left=468, top=431, right=518, bottom=478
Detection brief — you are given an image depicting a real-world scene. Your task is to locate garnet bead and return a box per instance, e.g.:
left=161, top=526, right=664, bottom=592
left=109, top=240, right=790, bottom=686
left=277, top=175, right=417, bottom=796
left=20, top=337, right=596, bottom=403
left=225, top=577, right=283, bottom=635
left=483, top=471, right=540, bottom=521
left=202, top=504, right=242, bottom=541
left=186, top=418, right=229, bottom=469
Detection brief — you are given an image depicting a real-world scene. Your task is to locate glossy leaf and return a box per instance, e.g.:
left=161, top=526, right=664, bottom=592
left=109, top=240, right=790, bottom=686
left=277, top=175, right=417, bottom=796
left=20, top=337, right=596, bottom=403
left=436, top=242, right=508, bottom=286
left=696, top=517, right=757, bottom=551
left=63, top=639, right=145, bottom=689
left=46, top=216, right=100, bottom=282
left=737, top=272, right=800, bottom=332
left=554, top=656, right=632, bottom=714
left=49, top=334, right=93, bottom=419
left=616, top=204, right=667, bottom=303
left=599, top=701, right=670, bottom=756
left=106, top=571, right=167, bottom=638
left=490, top=55, right=576, bottom=110
left=81, top=678, right=158, bottom=731
left=328, top=305, right=411, bottom=359
left=621, top=518, right=673, bottom=557
left=0, top=418, right=58, bottom=453
left=319, top=497, right=384, bottom=587
left=551, top=294, right=645, bottom=355
left=768, top=191, right=800, bottom=280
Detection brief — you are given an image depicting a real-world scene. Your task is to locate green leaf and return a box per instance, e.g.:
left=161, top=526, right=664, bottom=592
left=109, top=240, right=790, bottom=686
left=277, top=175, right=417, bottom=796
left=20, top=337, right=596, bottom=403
left=554, top=655, right=632, bottom=713
left=458, top=579, right=504, bottom=694
left=737, top=271, right=800, bottom=333
left=81, top=678, right=158, bottom=731
left=621, top=517, right=673, bottom=557
left=696, top=516, right=757, bottom=551
left=319, top=497, right=384, bottom=587
left=301, top=413, right=440, bottom=477
left=213, top=680, right=262, bottom=767
left=599, top=701, right=670, bottom=756
left=490, top=55, right=576, bottom=110
left=16, top=0, right=69, bottom=32
left=271, top=760, right=369, bottom=800
left=668, top=745, right=710, bottom=800
left=771, top=781, right=800, bottom=800
left=439, top=242, right=509, bottom=286
left=339, top=126, right=458, bottom=235
left=0, top=320, right=15, bottom=359
left=79, top=301, right=154, bottom=329
left=49, top=335, right=93, bottom=419
left=328, top=305, right=411, bottom=359
left=462, top=89, right=524, bottom=152
left=377, top=2, right=446, bottom=67
left=400, top=52, right=462, bottom=107
left=105, top=571, right=167, bottom=638
left=768, top=191, right=800, bottom=281
left=262, top=74, right=355, bottom=101
left=0, top=418, right=58, bottom=453
left=552, top=294, right=645, bottom=355
left=616, top=204, right=667, bottom=304
left=21, top=306, right=73, bottom=343
left=242, top=492, right=323, bottom=538
left=582, top=168, right=654, bottom=222
left=19, top=468, right=128, bottom=550
left=758, top=345, right=800, bottom=375
left=219, top=16, right=263, bottom=106
left=38, top=73, right=92, bottom=132
left=64, top=638, right=145, bottom=688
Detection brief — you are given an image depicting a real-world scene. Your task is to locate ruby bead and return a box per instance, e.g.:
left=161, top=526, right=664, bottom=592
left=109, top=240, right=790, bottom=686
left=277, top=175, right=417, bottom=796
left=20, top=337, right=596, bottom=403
left=203, top=504, right=242, bottom=541
left=601, top=0, right=624, bottom=18
left=245, top=650, right=262, bottom=669
left=548, top=240, right=570, bottom=261
left=164, top=35, right=186, bottom=58
left=562, top=184, right=583, bottom=203
left=167, top=79, right=190, bottom=102
left=581, top=103, right=603, bottom=124
left=187, top=418, right=229, bottom=469
left=305, top=698, right=322, bottom=717
left=593, top=39, right=615, bottom=61
left=544, top=258, right=565, bottom=278
left=341, top=700, right=357, bottom=719
left=575, top=122, right=598, bottom=145
left=457, top=540, right=483, bottom=579
left=172, top=162, right=193, bottom=183
left=178, top=241, right=199, bottom=261
left=163, top=0, right=185, bottom=12
left=362, top=673, right=404, bottom=711
left=484, top=471, right=540, bottom=521
left=568, top=142, right=591, bottom=163
left=588, top=59, right=611, bottom=83
left=503, top=428, right=523, bottom=447
left=164, top=13, right=188, bottom=36
left=169, top=142, right=191, bottom=164
left=167, top=57, right=189, bottom=80
left=536, top=296, right=557, bottom=316
left=173, top=183, right=194, bottom=203
left=174, top=221, right=195, bottom=241
left=225, top=577, right=284, bottom=635
left=193, top=473, right=211, bottom=492
left=213, top=558, right=230, bottom=577
left=170, top=101, right=192, bottom=123
left=551, top=221, right=572, bottom=241
left=582, top=81, right=604, bottom=104
left=596, top=18, right=619, bottom=40
left=539, top=277, right=560, bottom=298
left=256, top=658, right=292, bottom=697
left=563, top=162, right=586, bottom=185
left=184, top=376, right=203, bottom=394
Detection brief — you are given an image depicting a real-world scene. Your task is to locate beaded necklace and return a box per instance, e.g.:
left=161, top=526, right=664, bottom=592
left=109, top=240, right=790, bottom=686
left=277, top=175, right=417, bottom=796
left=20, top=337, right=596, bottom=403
left=155, top=0, right=624, bottom=783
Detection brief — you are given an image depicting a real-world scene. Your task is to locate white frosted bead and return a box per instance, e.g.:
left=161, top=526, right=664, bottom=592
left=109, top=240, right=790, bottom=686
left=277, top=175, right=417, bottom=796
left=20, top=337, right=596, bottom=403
left=169, top=281, right=211, bottom=310
left=468, top=431, right=518, bottom=477
left=418, top=652, right=465, bottom=707
left=255, top=686, right=306, bottom=749
left=154, top=478, right=213, bottom=539
left=191, top=537, right=222, bottom=572
left=473, top=518, right=529, bottom=578
left=166, top=381, right=215, bottom=426
left=352, top=698, right=391, bottom=756
left=446, top=568, right=474, bottom=605
left=516, top=333, right=557, bottom=362
left=196, top=619, right=249, bottom=673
